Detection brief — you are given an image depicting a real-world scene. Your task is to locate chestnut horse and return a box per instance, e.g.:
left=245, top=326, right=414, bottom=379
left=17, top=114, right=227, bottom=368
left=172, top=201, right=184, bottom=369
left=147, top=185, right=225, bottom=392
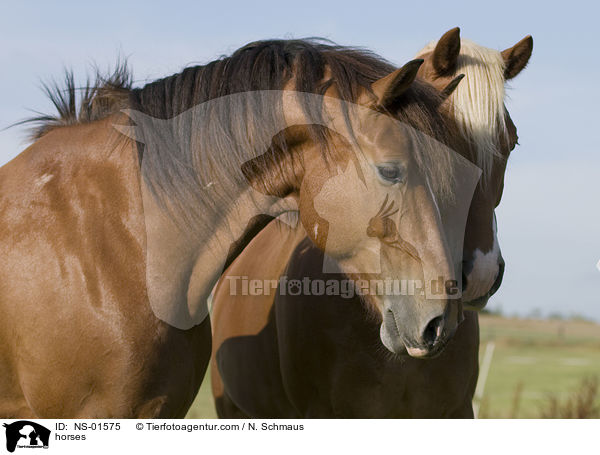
left=1, top=39, right=476, bottom=417
left=210, top=30, right=533, bottom=417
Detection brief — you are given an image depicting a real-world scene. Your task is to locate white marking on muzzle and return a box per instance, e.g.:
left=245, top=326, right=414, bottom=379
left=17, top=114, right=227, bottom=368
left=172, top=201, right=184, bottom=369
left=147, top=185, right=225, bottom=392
left=463, top=217, right=500, bottom=301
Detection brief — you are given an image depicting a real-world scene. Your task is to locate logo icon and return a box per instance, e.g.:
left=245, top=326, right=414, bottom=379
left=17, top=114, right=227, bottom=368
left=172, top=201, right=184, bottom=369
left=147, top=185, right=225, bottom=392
left=3, top=421, right=50, bottom=452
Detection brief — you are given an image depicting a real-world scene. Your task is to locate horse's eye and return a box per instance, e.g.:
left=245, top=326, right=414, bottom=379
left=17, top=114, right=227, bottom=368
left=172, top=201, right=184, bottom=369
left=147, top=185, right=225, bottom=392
left=376, top=164, right=404, bottom=184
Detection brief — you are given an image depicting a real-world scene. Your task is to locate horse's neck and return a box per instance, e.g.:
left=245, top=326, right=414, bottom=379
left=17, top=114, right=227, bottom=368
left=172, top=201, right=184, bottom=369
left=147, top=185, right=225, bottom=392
left=141, top=181, right=297, bottom=329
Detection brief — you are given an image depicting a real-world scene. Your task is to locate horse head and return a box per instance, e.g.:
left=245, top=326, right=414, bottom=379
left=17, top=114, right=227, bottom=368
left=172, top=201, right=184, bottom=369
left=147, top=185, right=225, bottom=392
left=417, top=28, right=533, bottom=309
left=239, top=60, right=480, bottom=357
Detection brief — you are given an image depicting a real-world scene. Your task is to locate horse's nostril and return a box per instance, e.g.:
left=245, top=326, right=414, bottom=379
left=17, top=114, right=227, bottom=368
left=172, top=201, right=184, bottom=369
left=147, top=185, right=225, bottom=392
left=423, top=316, right=444, bottom=347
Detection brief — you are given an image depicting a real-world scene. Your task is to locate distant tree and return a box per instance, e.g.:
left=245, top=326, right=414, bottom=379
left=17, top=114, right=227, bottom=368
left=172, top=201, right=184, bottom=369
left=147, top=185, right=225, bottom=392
left=568, top=313, right=593, bottom=323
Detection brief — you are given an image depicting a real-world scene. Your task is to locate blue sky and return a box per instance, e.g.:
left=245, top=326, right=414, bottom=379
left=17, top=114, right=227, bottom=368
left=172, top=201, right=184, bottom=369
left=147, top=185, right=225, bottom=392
left=1, top=1, right=599, bottom=319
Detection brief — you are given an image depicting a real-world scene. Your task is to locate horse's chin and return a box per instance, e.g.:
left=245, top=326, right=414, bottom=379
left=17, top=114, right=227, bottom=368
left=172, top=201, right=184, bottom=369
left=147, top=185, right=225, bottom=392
left=463, top=258, right=504, bottom=311
left=379, top=315, right=453, bottom=359
left=379, top=324, right=448, bottom=359
left=379, top=322, right=407, bottom=356
left=379, top=321, right=444, bottom=359
left=463, top=294, right=490, bottom=311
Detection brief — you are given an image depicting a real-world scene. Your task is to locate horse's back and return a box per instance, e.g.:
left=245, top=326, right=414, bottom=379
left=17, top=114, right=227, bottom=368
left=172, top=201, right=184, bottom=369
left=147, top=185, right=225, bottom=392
left=0, top=118, right=143, bottom=415
left=0, top=118, right=209, bottom=417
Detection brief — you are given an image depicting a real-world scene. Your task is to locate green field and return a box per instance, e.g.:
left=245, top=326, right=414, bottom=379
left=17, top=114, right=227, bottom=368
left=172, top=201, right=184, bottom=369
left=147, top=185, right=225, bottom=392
left=185, top=371, right=217, bottom=419
left=186, top=315, right=600, bottom=418
left=476, top=315, right=600, bottom=418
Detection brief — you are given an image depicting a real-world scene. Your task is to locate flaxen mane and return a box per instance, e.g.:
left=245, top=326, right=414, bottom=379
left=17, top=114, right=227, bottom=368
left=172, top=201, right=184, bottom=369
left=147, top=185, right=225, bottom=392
left=417, top=38, right=508, bottom=180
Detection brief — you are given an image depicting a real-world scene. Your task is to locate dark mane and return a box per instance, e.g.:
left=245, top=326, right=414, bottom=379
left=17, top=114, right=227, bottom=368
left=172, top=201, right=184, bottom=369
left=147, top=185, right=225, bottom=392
left=22, top=39, right=460, bottom=230
left=20, top=60, right=132, bottom=140
left=130, top=38, right=395, bottom=119
left=24, top=39, right=448, bottom=141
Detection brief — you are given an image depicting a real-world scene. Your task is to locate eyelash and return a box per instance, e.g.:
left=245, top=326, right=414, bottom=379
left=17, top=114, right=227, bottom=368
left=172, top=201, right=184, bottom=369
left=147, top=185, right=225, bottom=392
left=376, top=164, right=404, bottom=184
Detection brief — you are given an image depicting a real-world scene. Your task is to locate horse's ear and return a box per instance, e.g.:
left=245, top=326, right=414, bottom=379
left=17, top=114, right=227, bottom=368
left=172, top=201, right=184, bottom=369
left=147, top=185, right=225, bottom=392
left=440, top=74, right=465, bottom=100
left=501, top=35, right=533, bottom=80
left=372, top=59, right=424, bottom=109
left=432, top=27, right=461, bottom=76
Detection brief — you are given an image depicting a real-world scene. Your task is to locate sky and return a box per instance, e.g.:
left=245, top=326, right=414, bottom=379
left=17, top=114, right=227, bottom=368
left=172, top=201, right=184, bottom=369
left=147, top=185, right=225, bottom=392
left=1, top=1, right=599, bottom=320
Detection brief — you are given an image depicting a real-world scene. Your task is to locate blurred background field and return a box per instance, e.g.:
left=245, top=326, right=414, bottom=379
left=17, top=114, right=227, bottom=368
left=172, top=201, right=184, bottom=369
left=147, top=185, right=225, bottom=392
left=186, top=314, right=600, bottom=419
left=476, top=314, right=600, bottom=418
left=185, top=371, right=217, bottom=419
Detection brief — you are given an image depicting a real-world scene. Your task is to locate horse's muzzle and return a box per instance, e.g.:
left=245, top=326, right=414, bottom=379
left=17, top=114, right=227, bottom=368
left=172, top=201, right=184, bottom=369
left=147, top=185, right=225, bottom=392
left=463, top=258, right=505, bottom=311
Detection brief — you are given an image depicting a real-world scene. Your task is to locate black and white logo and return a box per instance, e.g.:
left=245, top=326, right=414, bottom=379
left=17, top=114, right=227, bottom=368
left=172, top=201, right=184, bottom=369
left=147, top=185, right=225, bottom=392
left=3, top=421, right=50, bottom=452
